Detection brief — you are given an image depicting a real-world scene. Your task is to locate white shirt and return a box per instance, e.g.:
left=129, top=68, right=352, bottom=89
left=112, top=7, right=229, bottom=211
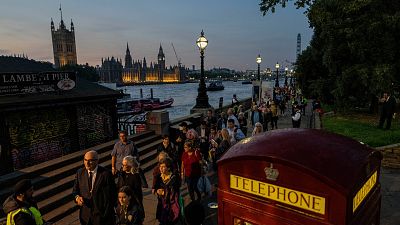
left=87, top=166, right=98, bottom=192
left=201, top=128, right=206, bottom=138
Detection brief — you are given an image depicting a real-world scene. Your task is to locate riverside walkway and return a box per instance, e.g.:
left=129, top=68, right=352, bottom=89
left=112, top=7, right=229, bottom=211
left=12, top=104, right=400, bottom=225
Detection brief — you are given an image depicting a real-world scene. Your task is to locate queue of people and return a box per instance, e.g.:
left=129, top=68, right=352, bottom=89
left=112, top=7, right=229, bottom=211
left=3, top=98, right=303, bottom=225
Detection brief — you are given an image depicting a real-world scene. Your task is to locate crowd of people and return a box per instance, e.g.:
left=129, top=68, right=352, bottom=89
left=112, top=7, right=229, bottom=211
left=248, top=86, right=309, bottom=132
left=3, top=90, right=311, bottom=225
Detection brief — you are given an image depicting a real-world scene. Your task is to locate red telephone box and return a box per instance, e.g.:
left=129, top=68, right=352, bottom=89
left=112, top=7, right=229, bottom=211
left=218, top=129, right=382, bottom=225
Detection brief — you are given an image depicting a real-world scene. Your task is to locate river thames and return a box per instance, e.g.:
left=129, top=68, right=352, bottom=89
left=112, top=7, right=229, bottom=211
left=118, top=81, right=274, bottom=119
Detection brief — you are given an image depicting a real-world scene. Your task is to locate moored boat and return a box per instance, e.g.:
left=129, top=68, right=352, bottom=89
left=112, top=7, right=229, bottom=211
left=117, top=97, right=174, bottom=115
left=207, top=81, right=224, bottom=91
left=241, top=80, right=252, bottom=84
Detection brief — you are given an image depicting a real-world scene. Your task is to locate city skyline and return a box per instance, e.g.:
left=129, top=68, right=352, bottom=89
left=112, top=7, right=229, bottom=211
left=0, top=0, right=313, bottom=71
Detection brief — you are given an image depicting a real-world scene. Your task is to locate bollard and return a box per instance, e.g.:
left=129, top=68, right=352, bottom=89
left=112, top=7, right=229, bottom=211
left=140, top=88, right=143, bottom=98
left=150, top=88, right=153, bottom=99
left=219, top=97, right=223, bottom=108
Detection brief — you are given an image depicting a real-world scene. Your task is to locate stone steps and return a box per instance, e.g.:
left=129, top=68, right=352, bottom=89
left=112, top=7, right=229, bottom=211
left=0, top=130, right=161, bottom=225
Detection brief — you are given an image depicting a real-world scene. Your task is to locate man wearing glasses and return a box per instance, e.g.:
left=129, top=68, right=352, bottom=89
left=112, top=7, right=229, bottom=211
left=72, top=150, right=116, bottom=225
left=111, top=130, right=138, bottom=176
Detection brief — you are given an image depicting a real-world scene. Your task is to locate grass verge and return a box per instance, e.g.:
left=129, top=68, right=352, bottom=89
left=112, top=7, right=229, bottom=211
left=322, top=113, right=400, bottom=147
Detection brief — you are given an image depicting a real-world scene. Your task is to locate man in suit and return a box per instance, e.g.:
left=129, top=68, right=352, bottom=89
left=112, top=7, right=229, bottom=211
left=73, top=150, right=116, bottom=225
left=378, top=92, right=397, bottom=130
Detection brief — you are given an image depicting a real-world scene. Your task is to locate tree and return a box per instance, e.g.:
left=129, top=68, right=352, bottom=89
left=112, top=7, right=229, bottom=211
left=259, top=0, right=314, bottom=14
left=260, top=0, right=400, bottom=109
left=59, top=64, right=99, bottom=82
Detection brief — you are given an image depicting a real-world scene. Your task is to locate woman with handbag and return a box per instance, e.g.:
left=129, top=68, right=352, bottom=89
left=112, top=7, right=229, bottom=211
left=154, top=157, right=181, bottom=225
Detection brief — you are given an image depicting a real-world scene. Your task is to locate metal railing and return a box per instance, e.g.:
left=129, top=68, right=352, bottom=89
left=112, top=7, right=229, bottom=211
left=117, top=112, right=148, bottom=135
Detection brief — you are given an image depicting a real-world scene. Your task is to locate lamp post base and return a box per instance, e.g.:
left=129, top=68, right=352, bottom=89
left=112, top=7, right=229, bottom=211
left=190, top=106, right=214, bottom=115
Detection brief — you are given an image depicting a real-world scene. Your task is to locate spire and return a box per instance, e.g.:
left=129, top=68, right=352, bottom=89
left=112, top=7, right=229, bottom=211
left=59, top=3, right=63, bottom=21
left=143, top=57, right=147, bottom=69
left=158, top=43, right=164, bottom=56
left=71, top=19, right=74, bottom=31
left=59, top=4, right=65, bottom=29
left=51, top=18, right=54, bottom=30
left=125, top=42, right=133, bottom=68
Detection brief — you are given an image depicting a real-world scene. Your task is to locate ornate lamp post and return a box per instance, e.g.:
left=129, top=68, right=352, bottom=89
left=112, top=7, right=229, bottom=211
left=256, top=55, right=262, bottom=81
left=290, top=69, right=293, bottom=86
left=192, top=30, right=211, bottom=110
left=284, top=66, right=288, bottom=87
left=256, top=54, right=262, bottom=103
left=275, top=62, right=280, bottom=87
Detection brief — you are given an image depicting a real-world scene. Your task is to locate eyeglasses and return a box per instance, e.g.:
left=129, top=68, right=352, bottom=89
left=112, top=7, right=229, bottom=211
left=84, top=159, right=97, bottom=162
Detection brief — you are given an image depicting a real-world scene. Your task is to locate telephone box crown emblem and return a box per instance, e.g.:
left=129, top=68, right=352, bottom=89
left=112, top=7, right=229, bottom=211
left=264, top=163, right=279, bottom=181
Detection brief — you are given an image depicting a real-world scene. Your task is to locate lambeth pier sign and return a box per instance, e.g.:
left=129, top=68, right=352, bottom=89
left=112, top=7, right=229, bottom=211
left=0, top=71, right=76, bottom=95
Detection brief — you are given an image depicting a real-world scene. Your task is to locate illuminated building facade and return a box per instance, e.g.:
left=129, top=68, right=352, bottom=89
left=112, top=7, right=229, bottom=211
left=51, top=9, right=77, bottom=68
left=99, top=43, right=186, bottom=83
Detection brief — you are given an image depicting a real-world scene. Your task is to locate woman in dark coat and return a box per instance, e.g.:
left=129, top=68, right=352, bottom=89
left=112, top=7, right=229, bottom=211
left=157, top=135, right=179, bottom=167
left=154, top=157, right=181, bottom=225
left=115, top=186, right=144, bottom=225
left=117, top=156, right=143, bottom=207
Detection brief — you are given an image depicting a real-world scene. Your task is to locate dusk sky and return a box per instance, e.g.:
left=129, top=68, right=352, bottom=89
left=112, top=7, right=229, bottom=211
left=0, top=0, right=313, bottom=71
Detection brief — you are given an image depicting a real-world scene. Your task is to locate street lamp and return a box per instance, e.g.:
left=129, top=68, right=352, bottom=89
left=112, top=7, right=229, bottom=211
left=275, top=62, right=280, bottom=88
left=284, top=66, right=288, bottom=87
left=193, top=30, right=211, bottom=109
left=256, top=54, right=262, bottom=103
left=290, top=69, right=293, bottom=86
left=256, top=54, right=262, bottom=81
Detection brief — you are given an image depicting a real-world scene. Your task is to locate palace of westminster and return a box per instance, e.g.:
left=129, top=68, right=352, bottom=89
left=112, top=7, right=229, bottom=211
left=50, top=10, right=186, bottom=84
left=99, top=44, right=187, bottom=84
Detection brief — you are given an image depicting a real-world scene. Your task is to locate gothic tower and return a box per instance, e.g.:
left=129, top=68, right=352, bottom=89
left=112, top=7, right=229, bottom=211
left=141, top=57, right=147, bottom=81
left=125, top=42, right=133, bottom=68
left=51, top=6, right=77, bottom=68
left=158, top=44, right=165, bottom=81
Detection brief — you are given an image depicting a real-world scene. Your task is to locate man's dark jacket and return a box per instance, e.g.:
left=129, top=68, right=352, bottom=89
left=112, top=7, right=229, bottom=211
left=72, top=166, right=116, bottom=225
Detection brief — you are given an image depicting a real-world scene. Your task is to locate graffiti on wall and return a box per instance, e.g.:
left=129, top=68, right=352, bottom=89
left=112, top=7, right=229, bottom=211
left=6, top=108, right=73, bottom=169
left=77, top=104, right=113, bottom=149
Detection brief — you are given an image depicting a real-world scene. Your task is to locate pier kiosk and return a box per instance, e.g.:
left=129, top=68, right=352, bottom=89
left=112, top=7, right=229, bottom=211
left=218, top=129, right=382, bottom=225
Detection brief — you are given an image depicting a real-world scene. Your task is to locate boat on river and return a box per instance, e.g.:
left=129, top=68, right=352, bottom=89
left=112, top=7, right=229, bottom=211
left=207, top=81, right=224, bottom=91
left=117, top=98, right=174, bottom=115
left=241, top=80, right=252, bottom=84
